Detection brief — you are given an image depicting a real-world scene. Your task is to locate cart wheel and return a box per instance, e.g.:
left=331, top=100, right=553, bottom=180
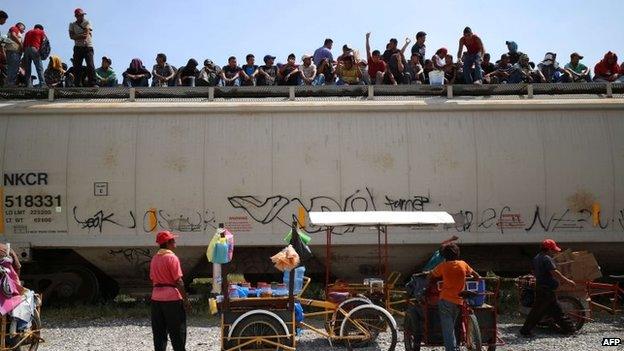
left=403, top=306, right=421, bottom=351
left=9, top=301, right=42, bottom=351
left=464, top=313, right=482, bottom=351
left=229, top=314, right=288, bottom=350
left=557, top=295, right=586, bottom=332
left=340, top=306, right=397, bottom=350
left=327, top=298, right=371, bottom=336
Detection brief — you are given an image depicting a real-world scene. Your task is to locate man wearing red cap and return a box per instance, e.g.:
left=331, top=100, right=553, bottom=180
left=68, top=8, right=95, bottom=87
left=149, top=231, right=189, bottom=351
left=520, top=239, right=576, bottom=337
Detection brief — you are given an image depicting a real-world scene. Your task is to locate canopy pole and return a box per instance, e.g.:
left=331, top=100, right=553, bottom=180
left=377, top=226, right=382, bottom=277
left=384, top=225, right=388, bottom=281
left=325, top=227, right=332, bottom=299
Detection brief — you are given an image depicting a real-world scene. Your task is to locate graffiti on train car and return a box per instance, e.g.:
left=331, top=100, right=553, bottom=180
left=108, top=248, right=152, bottom=278
left=73, top=206, right=136, bottom=233
left=141, top=209, right=216, bottom=233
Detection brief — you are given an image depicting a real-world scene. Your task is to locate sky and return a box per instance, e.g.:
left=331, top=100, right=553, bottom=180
left=3, top=0, right=624, bottom=72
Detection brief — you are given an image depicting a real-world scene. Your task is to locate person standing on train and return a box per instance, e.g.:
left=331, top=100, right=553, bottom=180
left=520, top=239, right=576, bottom=337
left=150, top=231, right=190, bottom=351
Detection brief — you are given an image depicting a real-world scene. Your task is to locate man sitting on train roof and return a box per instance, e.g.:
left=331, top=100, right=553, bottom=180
left=429, top=243, right=480, bottom=351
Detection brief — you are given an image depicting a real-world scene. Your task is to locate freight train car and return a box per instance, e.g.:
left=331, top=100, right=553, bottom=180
left=1, top=86, right=623, bottom=301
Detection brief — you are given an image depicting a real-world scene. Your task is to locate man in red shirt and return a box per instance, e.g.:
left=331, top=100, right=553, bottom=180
left=365, top=32, right=390, bottom=85
left=150, top=231, right=190, bottom=351
left=593, top=51, right=620, bottom=82
left=457, top=26, right=485, bottom=84
left=23, top=24, right=46, bottom=87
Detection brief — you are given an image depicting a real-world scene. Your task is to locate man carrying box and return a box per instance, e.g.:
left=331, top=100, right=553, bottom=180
left=520, top=239, right=576, bottom=337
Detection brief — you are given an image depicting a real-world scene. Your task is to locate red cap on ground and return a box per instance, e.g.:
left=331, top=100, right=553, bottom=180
left=156, top=230, right=178, bottom=245
left=74, top=8, right=86, bottom=16
left=541, top=239, right=561, bottom=252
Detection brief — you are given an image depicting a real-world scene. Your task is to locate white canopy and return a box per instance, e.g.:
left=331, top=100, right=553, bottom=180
left=308, top=211, right=455, bottom=227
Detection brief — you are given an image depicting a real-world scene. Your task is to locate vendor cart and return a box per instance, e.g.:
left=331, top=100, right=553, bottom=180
left=218, top=220, right=399, bottom=351
left=0, top=293, right=43, bottom=351
left=308, top=211, right=503, bottom=351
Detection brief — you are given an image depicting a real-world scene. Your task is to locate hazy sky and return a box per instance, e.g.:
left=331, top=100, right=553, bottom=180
left=3, top=0, right=623, bottom=71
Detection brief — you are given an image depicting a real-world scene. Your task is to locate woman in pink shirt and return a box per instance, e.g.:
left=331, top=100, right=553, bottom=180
left=150, top=231, right=190, bottom=351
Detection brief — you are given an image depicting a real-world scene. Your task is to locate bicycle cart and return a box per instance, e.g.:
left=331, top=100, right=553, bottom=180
left=0, top=293, right=43, bottom=351
left=218, top=219, right=399, bottom=351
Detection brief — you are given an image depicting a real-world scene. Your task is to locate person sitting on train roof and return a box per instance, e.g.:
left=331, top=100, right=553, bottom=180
left=618, top=62, right=624, bottom=82
left=44, top=55, right=66, bottom=88
left=220, top=56, right=242, bottom=87
left=428, top=243, right=480, bottom=351
left=278, top=53, right=301, bottom=86
left=537, top=52, right=566, bottom=83
left=151, top=53, right=176, bottom=87
left=432, top=48, right=448, bottom=70
left=300, top=54, right=324, bottom=86
left=256, top=55, right=278, bottom=86
left=240, top=54, right=258, bottom=86
left=335, top=53, right=362, bottom=85
left=405, top=52, right=425, bottom=84
left=365, top=32, right=390, bottom=85
left=197, top=59, right=220, bottom=87
left=442, top=54, right=458, bottom=84
left=177, top=58, right=199, bottom=87
left=485, top=53, right=513, bottom=84
left=95, top=56, right=118, bottom=87
left=481, top=53, right=496, bottom=79
left=593, top=51, right=620, bottom=82
left=562, top=52, right=591, bottom=83
left=122, top=58, right=151, bottom=87
left=422, top=58, right=434, bottom=85
left=520, top=239, right=576, bottom=337
left=505, top=40, right=524, bottom=65
left=508, top=53, right=544, bottom=84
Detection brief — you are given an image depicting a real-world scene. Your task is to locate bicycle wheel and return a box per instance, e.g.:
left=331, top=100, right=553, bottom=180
left=464, top=313, right=482, bottom=351
left=229, top=314, right=289, bottom=350
left=340, top=305, right=397, bottom=350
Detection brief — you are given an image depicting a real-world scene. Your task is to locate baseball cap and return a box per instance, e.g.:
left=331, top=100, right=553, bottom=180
left=74, top=8, right=86, bottom=16
left=204, top=59, right=214, bottom=66
left=263, top=55, right=276, bottom=63
left=570, top=52, right=584, bottom=60
left=101, top=56, right=112, bottom=64
left=287, top=53, right=296, bottom=59
left=541, top=239, right=561, bottom=252
left=342, top=44, right=352, bottom=51
left=301, top=54, right=311, bottom=61
left=156, top=230, right=178, bottom=245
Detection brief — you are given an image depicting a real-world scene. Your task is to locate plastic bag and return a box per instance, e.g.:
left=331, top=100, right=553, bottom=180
left=270, top=245, right=300, bottom=271
left=213, top=238, right=230, bottom=264
left=289, top=228, right=313, bottom=262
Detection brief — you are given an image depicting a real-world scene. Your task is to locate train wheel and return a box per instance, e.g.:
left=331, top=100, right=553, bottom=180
left=58, top=266, right=100, bottom=304
left=340, top=306, right=397, bottom=350
left=230, top=314, right=288, bottom=350
left=464, top=313, right=482, bottom=351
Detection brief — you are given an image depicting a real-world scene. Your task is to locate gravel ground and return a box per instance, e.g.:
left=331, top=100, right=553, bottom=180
left=40, top=314, right=623, bottom=351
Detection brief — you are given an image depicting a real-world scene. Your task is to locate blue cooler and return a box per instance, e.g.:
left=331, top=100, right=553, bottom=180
left=465, top=280, right=486, bottom=307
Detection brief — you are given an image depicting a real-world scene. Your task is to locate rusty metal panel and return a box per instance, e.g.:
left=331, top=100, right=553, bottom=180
left=67, top=116, right=138, bottom=236
left=136, top=115, right=206, bottom=238
left=2, top=116, right=69, bottom=235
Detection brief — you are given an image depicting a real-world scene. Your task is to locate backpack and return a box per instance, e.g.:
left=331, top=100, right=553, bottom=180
left=39, top=37, right=51, bottom=61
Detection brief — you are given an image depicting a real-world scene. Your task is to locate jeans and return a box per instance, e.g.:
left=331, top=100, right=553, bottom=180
left=520, top=286, right=574, bottom=334
left=301, top=74, right=325, bottom=86
left=439, top=299, right=460, bottom=351
left=463, top=53, right=483, bottom=83
left=73, top=46, right=96, bottom=86
left=151, top=300, right=187, bottom=351
left=24, top=47, right=44, bottom=87
left=5, top=51, right=22, bottom=86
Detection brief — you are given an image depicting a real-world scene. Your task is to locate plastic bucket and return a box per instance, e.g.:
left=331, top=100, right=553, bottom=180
left=429, top=70, right=445, bottom=86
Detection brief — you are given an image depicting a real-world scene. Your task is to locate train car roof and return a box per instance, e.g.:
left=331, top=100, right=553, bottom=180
left=309, top=211, right=455, bottom=227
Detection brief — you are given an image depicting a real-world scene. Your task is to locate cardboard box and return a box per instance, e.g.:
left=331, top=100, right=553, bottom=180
left=554, top=250, right=602, bottom=284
